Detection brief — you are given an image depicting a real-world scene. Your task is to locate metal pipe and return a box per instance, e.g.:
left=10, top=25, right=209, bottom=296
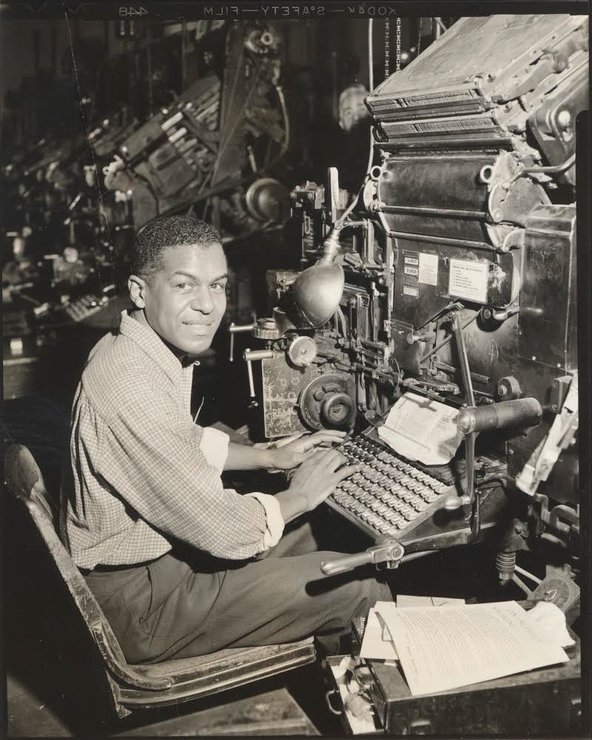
left=379, top=136, right=515, bottom=150
left=386, top=230, right=499, bottom=253
left=457, top=398, right=543, bottom=434
left=452, top=311, right=477, bottom=533
left=379, top=204, right=487, bottom=219
left=433, top=17, right=447, bottom=35
left=509, top=152, right=576, bottom=183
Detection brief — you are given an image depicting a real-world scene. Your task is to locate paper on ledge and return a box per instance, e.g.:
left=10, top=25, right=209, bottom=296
left=378, top=392, right=463, bottom=465
left=381, top=595, right=466, bottom=640
left=380, top=600, right=568, bottom=696
left=397, top=594, right=466, bottom=609
left=362, top=598, right=467, bottom=653
left=360, top=606, right=399, bottom=661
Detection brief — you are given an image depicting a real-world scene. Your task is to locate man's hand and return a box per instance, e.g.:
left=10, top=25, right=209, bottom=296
left=269, top=430, right=347, bottom=470
left=286, top=448, right=359, bottom=513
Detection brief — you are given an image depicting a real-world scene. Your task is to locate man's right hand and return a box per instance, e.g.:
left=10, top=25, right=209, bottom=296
left=287, top=448, right=360, bottom=513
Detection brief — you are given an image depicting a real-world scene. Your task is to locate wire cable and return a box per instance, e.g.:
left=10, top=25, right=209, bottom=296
left=368, top=19, right=374, bottom=92
left=276, top=85, right=290, bottom=157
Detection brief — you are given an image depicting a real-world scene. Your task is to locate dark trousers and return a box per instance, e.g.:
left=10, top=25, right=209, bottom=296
left=84, top=516, right=392, bottom=663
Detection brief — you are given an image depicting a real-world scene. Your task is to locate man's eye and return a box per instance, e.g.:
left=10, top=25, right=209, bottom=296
left=210, top=282, right=227, bottom=293
left=175, top=282, right=193, bottom=290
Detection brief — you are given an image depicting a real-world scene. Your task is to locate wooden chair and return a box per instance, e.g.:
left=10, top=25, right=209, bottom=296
left=4, top=443, right=316, bottom=719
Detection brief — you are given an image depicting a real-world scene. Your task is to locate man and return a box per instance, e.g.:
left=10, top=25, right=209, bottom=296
left=61, top=214, right=390, bottom=664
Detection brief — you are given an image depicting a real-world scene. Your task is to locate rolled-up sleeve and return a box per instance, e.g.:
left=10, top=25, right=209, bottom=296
left=199, top=427, right=230, bottom=474
left=98, top=396, right=272, bottom=560
left=199, top=427, right=285, bottom=550
left=245, top=492, right=284, bottom=549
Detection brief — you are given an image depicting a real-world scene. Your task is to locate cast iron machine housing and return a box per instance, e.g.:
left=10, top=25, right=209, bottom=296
left=234, top=15, right=586, bottom=596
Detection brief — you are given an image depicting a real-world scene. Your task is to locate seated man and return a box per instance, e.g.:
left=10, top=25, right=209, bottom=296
left=60, top=214, right=391, bottom=664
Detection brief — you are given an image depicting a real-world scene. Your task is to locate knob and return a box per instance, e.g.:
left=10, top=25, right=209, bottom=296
left=442, top=495, right=470, bottom=511
left=287, top=335, right=317, bottom=368
left=320, top=392, right=355, bottom=430
left=497, top=376, right=521, bottom=401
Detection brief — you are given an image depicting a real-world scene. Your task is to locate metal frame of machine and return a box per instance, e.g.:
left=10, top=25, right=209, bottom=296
left=231, top=14, right=587, bottom=595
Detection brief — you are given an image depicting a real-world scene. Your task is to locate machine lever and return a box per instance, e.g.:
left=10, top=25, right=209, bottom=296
left=452, top=311, right=479, bottom=537
left=229, top=321, right=256, bottom=362
left=243, top=349, right=277, bottom=408
left=320, top=540, right=404, bottom=577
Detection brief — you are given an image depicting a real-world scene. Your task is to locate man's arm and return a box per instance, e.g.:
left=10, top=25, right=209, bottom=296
left=224, top=430, right=347, bottom=471
left=100, top=396, right=280, bottom=560
left=100, top=399, right=355, bottom=560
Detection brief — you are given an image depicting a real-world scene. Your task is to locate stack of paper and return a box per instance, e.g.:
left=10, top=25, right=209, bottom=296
left=360, top=595, right=466, bottom=662
left=377, top=392, right=463, bottom=465
left=361, top=599, right=572, bottom=696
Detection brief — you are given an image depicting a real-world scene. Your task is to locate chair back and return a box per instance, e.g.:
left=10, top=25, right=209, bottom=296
left=5, top=443, right=151, bottom=717
left=4, top=443, right=316, bottom=720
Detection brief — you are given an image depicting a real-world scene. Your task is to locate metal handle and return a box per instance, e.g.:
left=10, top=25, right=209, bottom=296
left=229, top=321, right=256, bottom=362
left=325, top=688, right=343, bottom=716
left=243, top=349, right=276, bottom=408
left=321, top=540, right=404, bottom=576
left=457, top=399, right=543, bottom=434
left=321, top=550, right=376, bottom=576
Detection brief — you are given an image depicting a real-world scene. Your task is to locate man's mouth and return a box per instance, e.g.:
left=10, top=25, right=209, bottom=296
left=183, top=321, right=213, bottom=333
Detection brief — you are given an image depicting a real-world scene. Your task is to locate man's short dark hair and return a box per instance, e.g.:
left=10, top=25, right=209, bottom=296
left=132, top=214, right=222, bottom=279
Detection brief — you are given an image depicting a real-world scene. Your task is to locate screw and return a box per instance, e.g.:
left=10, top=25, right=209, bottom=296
left=557, top=110, right=571, bottom=128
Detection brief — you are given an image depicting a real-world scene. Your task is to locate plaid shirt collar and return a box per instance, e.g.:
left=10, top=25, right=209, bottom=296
left=118, top=310, right=199, bottom=384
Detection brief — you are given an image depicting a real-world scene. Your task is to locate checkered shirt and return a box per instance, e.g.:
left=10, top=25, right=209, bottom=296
left=60, top=310, right=275, bottom=569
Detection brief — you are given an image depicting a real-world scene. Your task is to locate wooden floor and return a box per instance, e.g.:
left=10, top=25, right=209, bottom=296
left=7, top=673, right=320, bottom=737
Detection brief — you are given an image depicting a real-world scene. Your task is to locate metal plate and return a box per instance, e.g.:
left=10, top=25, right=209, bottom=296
left=261, top=356, right=316, bottom=439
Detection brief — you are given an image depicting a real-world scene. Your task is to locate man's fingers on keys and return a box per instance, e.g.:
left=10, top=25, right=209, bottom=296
left=322, top=448, right=347, bottom=469
left=335, top=463, right=361, bottom=482
left=305, top=430, right=347, bottom=449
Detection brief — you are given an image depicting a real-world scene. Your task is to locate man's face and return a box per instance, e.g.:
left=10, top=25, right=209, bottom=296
left=135, top=242, right=228, bottom=356
left=338, top=86, right=369, bottom=132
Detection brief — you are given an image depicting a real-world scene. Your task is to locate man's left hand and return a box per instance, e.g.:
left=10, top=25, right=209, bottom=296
left=269, top=430, right=347, bottom=470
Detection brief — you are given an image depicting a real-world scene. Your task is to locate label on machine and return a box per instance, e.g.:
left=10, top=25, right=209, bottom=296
left=448, top=258, right=488, bottom=303
left=418, top=252, right=439, bottom=286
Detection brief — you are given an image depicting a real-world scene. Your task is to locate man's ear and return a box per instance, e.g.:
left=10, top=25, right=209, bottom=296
left=128, top=274, right=147, bottom=309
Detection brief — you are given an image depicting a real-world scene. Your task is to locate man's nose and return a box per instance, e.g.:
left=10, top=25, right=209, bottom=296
left=190, top=286, right=214, bottom=314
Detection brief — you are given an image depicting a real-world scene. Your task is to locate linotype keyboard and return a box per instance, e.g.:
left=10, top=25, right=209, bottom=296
left=328, top=432, right=454, bottom=540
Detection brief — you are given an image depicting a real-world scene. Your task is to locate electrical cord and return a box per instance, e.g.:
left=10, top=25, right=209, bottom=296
left=275, top=84, right=290, bottom=158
